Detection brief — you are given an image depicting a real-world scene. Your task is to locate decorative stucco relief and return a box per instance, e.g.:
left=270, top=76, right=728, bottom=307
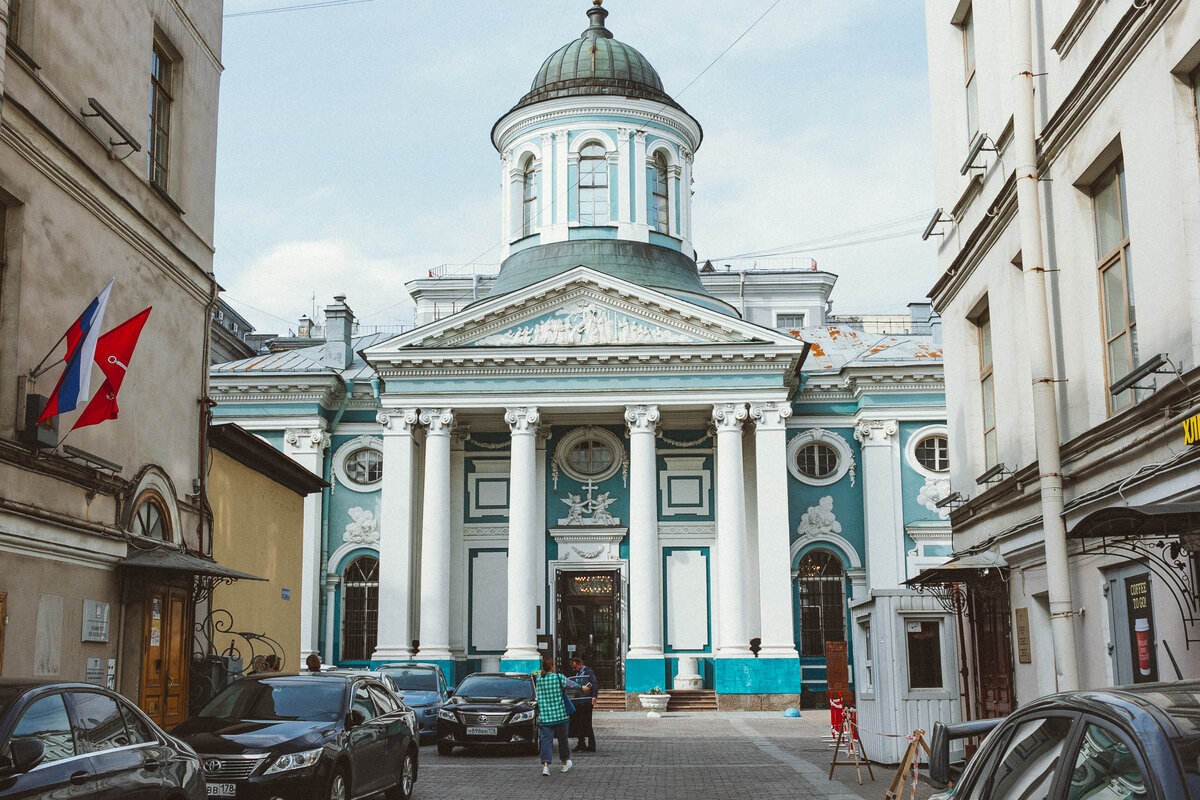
left=917, top=476, right=952, bottom=520
left=796, top=495, right=841, bottom=538
left=343, top=507, right=379, bottom=545
left=476, top=300, right=700, bottom=346
left=559, top=480, right=620, bottom=526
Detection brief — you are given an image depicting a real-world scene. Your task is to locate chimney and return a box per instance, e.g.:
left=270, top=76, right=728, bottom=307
left=908, top=302, right=933, bottom=334
left=323, top=295, right=354, bottom=369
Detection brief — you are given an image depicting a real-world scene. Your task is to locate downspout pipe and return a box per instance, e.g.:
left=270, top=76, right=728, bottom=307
left=319, top=376, right=354, bottom=664
left=1012, top=0, right=1079, bottom=690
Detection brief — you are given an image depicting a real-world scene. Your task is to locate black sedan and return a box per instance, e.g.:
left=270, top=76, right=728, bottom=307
left=173, top=673, right=418, bottom=800
left=0, top=679, right=204, bottom=800
left=435, top=673, right=537, bottom=755
left=929, top=679, right=1200, bottom=800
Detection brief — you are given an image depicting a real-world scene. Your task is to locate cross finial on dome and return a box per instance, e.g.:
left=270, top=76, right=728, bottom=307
left=583, top=0, right=612, bottom=39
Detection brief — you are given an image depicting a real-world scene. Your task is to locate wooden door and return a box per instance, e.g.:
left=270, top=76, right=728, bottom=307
left=970, top=576, right=1014, bottom=718
left=139, top=583, right=191, bottom=729
left=557, top=571, right=620, bottom=688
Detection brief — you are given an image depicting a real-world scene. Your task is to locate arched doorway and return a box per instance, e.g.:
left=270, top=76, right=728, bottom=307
left=795, top=549, right=848, bottom=707
left=340, top=556, right=379, bottom=662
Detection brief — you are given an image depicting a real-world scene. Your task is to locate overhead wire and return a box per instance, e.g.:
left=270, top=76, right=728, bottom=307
left=225, top=0, right=375, bottom=19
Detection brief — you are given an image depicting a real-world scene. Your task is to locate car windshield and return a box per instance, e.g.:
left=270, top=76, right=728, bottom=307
left=198, top=679, right=345, bottom=722
left=1172, top=735, right=1200, bottom=800
left=381, top=668, right=437, bottom=691
left=456, top=676, right=532, bottom=699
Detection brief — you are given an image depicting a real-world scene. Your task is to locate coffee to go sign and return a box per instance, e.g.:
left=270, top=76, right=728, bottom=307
left=1186, top=412, right=1200, bottom=446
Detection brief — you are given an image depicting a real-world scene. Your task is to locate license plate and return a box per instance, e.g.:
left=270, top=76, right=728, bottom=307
left=206, top=784, right=236, bottom=797
left=466, top=726, right=497, bottom=736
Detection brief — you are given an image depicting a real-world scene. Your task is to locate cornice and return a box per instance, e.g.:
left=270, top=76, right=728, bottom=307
left=376, top=355, right=798, bottom=380
left=493, top=98, right=701, bottom=152
left=928, top=172, right=1018, bottom=312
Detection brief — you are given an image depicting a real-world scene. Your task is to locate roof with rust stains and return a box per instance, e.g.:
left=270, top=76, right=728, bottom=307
left=210, top=332, right=392, bottom=381
left=787, top=326, right=943, bottom=372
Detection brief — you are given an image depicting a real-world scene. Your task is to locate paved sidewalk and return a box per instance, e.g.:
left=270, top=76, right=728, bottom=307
left=419, top=710, right=939, bottom=799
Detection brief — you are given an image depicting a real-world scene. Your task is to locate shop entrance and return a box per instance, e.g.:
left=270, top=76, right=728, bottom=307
left=556, top=570, right=622, bottom=688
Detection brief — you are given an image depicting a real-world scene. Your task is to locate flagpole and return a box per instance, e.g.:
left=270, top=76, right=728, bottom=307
left=29, top=335, right=68, bottom=379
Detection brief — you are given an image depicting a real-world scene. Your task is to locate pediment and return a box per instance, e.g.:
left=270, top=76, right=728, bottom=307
left=368, top=267, right=805, bottom=355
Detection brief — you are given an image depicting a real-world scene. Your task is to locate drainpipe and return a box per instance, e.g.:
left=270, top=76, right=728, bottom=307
left=320, top=377, right=353, bottom=664
left=1012, top=0, right=1079, bottom=690
left=738, top=270, right=746, bottom=318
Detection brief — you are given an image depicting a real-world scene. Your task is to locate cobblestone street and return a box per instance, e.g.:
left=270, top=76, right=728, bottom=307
left=418, top=711, right=938, bottom=800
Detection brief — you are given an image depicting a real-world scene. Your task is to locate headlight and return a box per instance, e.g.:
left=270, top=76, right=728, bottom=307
left=263, top=748, right=323, bottom=775
left=437, top=708, right=457, bottom=722
left=510, top=710, right=535, bottom=723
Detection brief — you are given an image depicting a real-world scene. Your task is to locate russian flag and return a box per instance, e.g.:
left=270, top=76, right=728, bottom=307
left=38, top=278, right=114, bottom=423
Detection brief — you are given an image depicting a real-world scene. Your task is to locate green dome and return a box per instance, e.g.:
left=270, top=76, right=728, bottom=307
left=512, top=2, right=683, bottom=112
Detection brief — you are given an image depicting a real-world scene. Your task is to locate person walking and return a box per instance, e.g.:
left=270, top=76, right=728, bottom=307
left=534, top=656, right=578, bottom=776
left=570, top=656, right=598, bottom=751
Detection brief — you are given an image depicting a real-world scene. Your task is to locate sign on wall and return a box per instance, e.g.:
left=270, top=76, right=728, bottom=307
left=82, top=599, right=110, bottom=643
left=1124, top=573, right=1158, bottom=683
left=1013, top=607, right=1031, bottom=664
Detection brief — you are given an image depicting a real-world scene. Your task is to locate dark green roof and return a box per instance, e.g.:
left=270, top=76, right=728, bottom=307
left=485, top=240, right=737, bottom=316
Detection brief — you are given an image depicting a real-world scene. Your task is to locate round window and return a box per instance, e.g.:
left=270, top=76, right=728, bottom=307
left=133, top=497, right=167, bottom=541
left=344, top=448, right=383, bottom=486
left=555, top=426, right=624, bottom=483
left=567, top=439, right=613, bottom=477
left=915, top=435, right=950, bottom=472
left=795, top=442, right=839, bottom=480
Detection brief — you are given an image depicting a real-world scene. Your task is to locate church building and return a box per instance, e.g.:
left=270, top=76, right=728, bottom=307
left=210, top=3, right=956, bottom=750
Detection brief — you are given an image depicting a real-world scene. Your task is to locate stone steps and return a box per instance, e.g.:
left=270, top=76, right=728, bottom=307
left=664, top=690, right=717, bottom=712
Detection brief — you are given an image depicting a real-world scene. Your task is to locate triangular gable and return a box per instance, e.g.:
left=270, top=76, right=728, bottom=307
left=367, top=266, right=806, bottom=354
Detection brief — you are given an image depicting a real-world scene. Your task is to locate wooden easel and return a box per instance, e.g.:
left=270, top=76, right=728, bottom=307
left=884, top=729, right=930, bottom=800
left=828, top=711, right=874, bottom=785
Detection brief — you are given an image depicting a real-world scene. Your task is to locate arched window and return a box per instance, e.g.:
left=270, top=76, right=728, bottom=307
left=341, top=556, right=379, bottom=661
left=796, top=550, right=846, bottom=657
left=521, top=157, right=537, bottom=237
left=578, top=143, right=609, bottom=226
left=648, top=152, right=669, bottom=233
left=132, top=495, right=168, bottom=541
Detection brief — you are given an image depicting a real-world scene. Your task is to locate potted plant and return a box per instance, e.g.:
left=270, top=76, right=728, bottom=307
left=637, top=686, right=670, bottom=712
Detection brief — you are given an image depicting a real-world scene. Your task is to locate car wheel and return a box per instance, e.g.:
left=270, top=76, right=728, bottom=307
left=387, top=749, right=417, bottom=800
left=436, top=742, right=453, bottom=756
left=327, top=767, right=348, bottom=800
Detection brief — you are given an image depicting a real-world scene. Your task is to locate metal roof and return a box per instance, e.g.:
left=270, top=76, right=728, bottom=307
left=211, top=332, right=393, bottom=379
left=790, top=326, right=943, bottom=371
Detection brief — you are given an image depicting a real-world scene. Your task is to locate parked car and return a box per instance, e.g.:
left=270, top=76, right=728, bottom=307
left=929, top=680, right=1200, bottom=800
left=0, top=679, right=205, bottom=800
left=173, top=673, right=418, bottom=800
left=375, top=664, right=452, bottom=742
left=435, top=672, right=537, bottom=755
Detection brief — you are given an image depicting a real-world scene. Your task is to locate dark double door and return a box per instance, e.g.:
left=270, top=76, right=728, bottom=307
left=556, top=570, right=622, bottom=688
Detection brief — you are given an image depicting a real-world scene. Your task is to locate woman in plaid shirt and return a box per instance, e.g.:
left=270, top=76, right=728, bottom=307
left=535, top=656, right=579, bottom=776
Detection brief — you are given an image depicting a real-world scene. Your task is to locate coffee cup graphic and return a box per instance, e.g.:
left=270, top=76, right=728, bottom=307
left=1135, top=618, right=1152, bottom=676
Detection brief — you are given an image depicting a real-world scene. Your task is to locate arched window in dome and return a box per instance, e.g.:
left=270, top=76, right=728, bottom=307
left=521, top=157, right=537, bottom=237
left=578, top=143, right=609, bottom=226
left=648, top=151, right=669, bottom=234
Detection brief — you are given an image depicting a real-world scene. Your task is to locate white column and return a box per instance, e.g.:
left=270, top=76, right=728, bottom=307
left=373, top=408, right=420, bottom=660
left=712, top=403, right=752, bottom=657
left=680, top=148, right=694, bottom=247
left=448, top=430, right=467, bottom=660
left=854, top=419, right=905, bottom=590
left=500, top=150, right=512, bottom=250
left=633, top=130, right=648, bottom=229
left=750, top=401, right=799, bottom=658
left=504, top=407, right=541, bottom=663
left=616, top=127, right=632, bottom=225
left=283, top=427, right=329, bottom=661
left=554, top=128, right=569, bottom=233
left=625, top=404, right=663, bottom=658
left=539, top=132, right=553, bottom=231
left=323, top=577, right=337, bottom=664
left=417, top=408, right=455, bottom=660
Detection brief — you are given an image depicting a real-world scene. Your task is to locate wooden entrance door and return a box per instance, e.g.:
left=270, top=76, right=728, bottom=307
left=557, top=570, right=621, bottom=688
left=969, top=575, right=1014, bottom=718
left=138, top=583, right=191, bottom=729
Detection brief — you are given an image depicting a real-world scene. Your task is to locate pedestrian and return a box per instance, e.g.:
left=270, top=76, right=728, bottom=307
left=569, top=656, right=598, bottom=751
left=305, top=653, right=321, bottom=672
left=534, top=656, right=578, bottom=776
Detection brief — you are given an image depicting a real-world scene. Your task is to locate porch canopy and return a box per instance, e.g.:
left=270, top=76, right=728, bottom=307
left=121, top=545, right=265, bottom=582
left=1067, top=503, right=1200, bottom=540
left=905, top=550, right=1008, bottom=588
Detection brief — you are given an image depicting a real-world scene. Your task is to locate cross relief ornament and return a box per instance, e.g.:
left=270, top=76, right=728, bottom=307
left=558, top=479, right=621, bottom=526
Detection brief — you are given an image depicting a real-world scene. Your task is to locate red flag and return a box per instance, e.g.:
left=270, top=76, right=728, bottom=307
left=72, top=307, right=151, bottom=430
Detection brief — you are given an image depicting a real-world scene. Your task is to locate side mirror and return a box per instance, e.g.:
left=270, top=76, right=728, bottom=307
left=347, top=710, right=366, bottom=729
left=929, top=722, right=951, bottom=788
left=444, top=688, right=454, bottom=698
left=4, top=739, right=46, bottom=775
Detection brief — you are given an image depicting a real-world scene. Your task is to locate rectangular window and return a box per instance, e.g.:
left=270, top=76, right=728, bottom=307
left=776, top=313, right=806, bottom=329
left=1093, top=160, right=1137, bottom=412
left=962, top=7, right=978, bottom=142
left=861, top=621, right=873, bottom=689
left=906, top=620, right=944, bottom=689
left=976, top=308, right=997, bottom=469
left=6, top=0, right=19, bottom=43
left=148, top=40, right=173, bottom=191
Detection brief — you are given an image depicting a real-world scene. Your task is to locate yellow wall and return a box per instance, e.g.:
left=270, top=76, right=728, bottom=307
left=207, top=450, right=304, bottom=670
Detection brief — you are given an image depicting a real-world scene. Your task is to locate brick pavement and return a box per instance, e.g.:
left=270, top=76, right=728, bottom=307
left=417, top=710, right=940, bottom=799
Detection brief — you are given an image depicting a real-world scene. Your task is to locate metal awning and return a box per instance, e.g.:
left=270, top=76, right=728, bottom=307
left=906, top=550, right=1008, bottom=587
left=1068, top=503, right=1200, bottom=540
left=120, top=546, right=266, bottom=582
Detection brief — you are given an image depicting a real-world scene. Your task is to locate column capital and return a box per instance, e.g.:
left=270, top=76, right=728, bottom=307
left=420, top=408, right=455, bottom=435
left=540, top=131, right=553, bottom=147
left=377, top=408, right=419, bottom=433
left=853, top=418, right=898, bottom=445
left=284, top=427, right=330, bottom=454
left=616, top=125, right=633, bottom=140
left=633, top=130, right=648, bottom=145
left=504, top=406, right=541, bottom=434
left=712, top=402, right=748, bottom=433
left=624, top=404, right=660, bottom=434
left=749, top=401, right=793, bottom=431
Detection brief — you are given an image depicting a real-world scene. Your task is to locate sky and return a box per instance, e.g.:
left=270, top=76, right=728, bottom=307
left=215, top=0, right=938, bottom=335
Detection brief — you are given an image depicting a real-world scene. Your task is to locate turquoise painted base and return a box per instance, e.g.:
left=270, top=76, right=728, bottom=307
left=715, top=658, right=803, bottom=694
left=500, top=658, right=541, bottom=674
left=625, top=658, right=668, bottom=692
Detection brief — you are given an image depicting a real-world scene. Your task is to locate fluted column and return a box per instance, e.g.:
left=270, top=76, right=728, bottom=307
left=713, top=403, right=752, bottom=658
left=625, top=404, right=662, bottom=658
left=283, top=426, right=329, bottom=661
left=503, top=407, right=542, bottom=665
left=417, top=408, right=455, bottom=661
left=373, top=408, right=420, bottom=660
left=750, top=401, right=799, bottom=658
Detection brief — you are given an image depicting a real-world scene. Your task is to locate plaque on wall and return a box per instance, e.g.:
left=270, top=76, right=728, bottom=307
left=82, top=599, right=110, bottom=643
left=1014, top=607, right=1031, bottom=664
